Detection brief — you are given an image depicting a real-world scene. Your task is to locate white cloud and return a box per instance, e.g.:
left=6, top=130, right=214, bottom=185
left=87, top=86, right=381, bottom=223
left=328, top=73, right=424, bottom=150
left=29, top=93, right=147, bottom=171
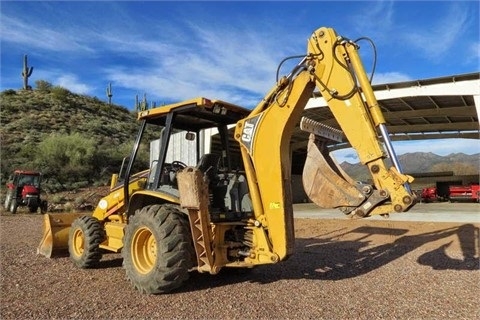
left=350, top=0, right=395, bottom=39
left=56, top=75, right=92, bottom=95
left=1, top=1, right=478, bottom=115
left=467, top=41, right=480, bottom=65
left=102, top=23, right=293, bottom=107
left=31, top=70, right=93, bottom=94
left=399, top=3, right=470, bottom=61
left=2, top=7, right=291, bottom=107
left=331, top=149, right=359, bottom=164
left=105, top=67, right=262, bottom=108
left=0, top=16, right=94, bottom=53
left=371, top=72, right=412, bottom=85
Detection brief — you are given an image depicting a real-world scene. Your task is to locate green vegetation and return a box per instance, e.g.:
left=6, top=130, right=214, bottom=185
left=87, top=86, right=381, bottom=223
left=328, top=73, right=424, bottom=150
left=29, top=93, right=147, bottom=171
left=0, top=82, right=153, bottom=192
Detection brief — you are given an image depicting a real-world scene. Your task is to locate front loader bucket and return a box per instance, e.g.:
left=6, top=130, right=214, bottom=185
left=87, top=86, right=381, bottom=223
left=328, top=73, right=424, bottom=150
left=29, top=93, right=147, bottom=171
left=302, top=134, right=365, bottom=211
left=37, top=212, right=86, bottom=258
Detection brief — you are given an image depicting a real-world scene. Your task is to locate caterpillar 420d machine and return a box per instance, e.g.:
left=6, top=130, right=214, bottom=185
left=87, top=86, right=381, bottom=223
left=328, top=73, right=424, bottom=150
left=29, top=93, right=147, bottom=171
left=38, top=27, right=416, bottom=294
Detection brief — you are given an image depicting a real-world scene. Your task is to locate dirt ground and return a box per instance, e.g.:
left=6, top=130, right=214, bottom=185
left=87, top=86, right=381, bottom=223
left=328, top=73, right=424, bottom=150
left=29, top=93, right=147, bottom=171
left=0, top=207, right=479, bottom=319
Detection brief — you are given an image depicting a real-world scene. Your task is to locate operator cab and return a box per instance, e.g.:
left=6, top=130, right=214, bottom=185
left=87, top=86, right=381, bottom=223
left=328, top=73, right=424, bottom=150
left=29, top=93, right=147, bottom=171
left=11, top=170, right=41, bottom=188
left=124, top=97, right=253, bottom=221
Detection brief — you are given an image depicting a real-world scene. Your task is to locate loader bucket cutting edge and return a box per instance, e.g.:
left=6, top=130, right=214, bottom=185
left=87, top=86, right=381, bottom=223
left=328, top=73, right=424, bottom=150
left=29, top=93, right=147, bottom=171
left=37, top=213, right=86, bottom=258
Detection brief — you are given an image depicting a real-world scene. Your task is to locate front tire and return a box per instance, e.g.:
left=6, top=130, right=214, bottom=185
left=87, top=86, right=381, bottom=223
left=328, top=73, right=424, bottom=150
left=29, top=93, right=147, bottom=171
left=122, top=204, right=195, bottom=294
left=68, top=216, right=105, bottom=268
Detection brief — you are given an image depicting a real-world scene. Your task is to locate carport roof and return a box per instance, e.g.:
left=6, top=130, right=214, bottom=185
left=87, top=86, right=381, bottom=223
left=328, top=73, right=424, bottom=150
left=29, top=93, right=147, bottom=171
left=209, top=72, right=479, bottom=161
left=295, top=72, right=480, bottom=151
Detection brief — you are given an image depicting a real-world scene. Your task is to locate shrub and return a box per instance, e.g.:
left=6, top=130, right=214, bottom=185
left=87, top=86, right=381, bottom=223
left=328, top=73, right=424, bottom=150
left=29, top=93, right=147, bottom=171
left=1, top=89, right=17, bottom=96
left=50, top=194, right=66, bottom=204
left=71, top=181, right=90, bottom=190
left=64, top=202, right=74, bottom=212
left=35, top=80, right=53, bottom=92
left=51, top=86, right=70, bottom=102
left=36, top=133, right=97, bottom=189
left=74, top=196, right=86, bottom=207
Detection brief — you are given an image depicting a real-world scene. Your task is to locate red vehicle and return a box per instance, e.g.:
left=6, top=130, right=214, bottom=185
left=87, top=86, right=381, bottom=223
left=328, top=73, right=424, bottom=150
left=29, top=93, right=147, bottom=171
left=449, top=184, right=480, bottom=202
left=3, top=170, right=47, bottom=214
left=421, top=184, right=480, bottom=203
left=421, top=186, right=438, bottom=202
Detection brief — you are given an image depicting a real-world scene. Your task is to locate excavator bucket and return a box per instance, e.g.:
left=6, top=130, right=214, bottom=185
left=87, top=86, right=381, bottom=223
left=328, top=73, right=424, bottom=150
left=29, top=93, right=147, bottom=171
left=37, top=212, right=86, bottom=258
left=302, top=132, right=366, bottom=212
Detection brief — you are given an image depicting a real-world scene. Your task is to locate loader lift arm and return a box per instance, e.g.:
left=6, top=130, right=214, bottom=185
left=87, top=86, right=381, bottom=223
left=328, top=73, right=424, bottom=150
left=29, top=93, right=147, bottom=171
left=234, top=27, right=415, bottom=262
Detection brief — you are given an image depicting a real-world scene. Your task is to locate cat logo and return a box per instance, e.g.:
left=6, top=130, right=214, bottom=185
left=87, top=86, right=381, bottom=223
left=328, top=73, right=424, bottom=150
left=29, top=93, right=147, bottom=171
left=240, top=114, right=262, bottom=154
left=242, top=122, right=255, bottom=142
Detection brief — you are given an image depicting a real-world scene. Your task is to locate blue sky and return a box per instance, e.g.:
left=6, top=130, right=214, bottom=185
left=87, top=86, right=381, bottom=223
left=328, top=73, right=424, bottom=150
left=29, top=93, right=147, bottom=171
left=1, top=1, right=479, bottom=163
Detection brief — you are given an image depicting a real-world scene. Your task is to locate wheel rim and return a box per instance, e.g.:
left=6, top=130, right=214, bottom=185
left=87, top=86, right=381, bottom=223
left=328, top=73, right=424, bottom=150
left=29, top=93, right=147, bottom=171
left=131, top=226, right=157, bottom=274
left=72, top=228, right=84, bottom=257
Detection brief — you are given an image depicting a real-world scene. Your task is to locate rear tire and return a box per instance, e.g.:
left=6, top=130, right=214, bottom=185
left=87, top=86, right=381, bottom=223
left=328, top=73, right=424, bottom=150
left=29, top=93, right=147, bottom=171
left=68, top=216, right=105, bottom=268
left=9, top=199, right=18, bottom=214
left=4, top=193, right=11, bottom=210
left=122, top=204, right=195, bottom=294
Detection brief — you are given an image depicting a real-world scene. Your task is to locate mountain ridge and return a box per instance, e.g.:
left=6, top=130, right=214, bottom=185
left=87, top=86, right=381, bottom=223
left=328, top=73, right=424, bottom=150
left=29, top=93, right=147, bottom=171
left=339, top=151, right=479, bottom=182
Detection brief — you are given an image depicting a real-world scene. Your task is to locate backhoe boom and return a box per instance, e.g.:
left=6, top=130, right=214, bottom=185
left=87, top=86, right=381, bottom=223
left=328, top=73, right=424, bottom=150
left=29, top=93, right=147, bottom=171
left=234, top=27, right=415, bottom=262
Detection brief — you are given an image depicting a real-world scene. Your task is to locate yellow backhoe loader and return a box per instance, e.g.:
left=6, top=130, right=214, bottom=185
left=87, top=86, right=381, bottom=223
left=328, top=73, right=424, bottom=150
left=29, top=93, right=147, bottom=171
left=38, top=26, right=416, bottom=294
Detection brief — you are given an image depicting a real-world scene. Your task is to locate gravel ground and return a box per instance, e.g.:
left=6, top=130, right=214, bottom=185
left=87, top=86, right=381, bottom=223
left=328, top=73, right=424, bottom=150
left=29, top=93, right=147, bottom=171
left=1, top=210, right=479, bottom=320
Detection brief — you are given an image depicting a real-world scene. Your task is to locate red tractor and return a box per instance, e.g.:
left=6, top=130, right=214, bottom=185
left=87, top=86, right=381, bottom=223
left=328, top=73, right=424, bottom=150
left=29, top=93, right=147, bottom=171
left=420, top=186, right=438, bottom=202
left=3, top=170, right=47, bottom=214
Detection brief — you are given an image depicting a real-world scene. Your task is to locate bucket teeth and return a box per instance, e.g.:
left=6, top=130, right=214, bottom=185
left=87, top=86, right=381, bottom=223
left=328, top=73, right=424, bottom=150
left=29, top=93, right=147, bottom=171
left=300, top=116, right=343, bottom=142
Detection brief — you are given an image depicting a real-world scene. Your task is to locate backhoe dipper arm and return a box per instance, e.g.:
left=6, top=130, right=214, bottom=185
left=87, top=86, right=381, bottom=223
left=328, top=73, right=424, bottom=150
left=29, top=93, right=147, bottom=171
left=234, top=27, right=415, bottom=263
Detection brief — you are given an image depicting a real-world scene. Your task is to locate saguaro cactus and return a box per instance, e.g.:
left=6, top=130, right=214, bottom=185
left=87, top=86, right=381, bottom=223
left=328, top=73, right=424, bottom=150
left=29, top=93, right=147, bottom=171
left=141, top=93, right=148, bottom=111
left=135, top=94, right=139, bottom=111
left=106, top=82, right=113, bottom=105
left=22, top=54, right=34, bottom=90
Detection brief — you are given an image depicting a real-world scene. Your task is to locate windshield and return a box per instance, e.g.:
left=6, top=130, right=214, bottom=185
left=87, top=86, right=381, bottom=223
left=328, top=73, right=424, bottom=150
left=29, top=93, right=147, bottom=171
left=18, top=174, right=40, bottom=188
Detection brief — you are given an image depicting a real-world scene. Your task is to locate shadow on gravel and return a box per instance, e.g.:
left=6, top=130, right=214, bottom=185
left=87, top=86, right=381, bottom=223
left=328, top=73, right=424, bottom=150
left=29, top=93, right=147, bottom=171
left=178, top=223, right=479, bottom=292
left=180, top=268, right=259, bottom=293
left=417, top=224, right=479, bottom=271
left=96, top=257, right=123, bottom=269
left=282, top=223, right=480, bottom=281
left=36, top=219, right=477, bottom=293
